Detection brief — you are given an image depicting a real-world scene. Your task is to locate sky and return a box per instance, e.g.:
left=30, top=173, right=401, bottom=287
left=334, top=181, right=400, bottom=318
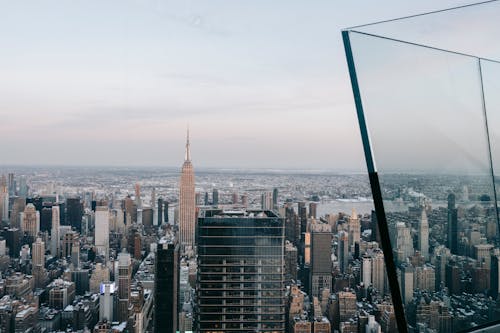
left=0, top=0, right=495, bottom=171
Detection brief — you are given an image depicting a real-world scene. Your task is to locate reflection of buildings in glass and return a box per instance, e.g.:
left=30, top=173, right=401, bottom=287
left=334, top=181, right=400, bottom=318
left=196, top=209, right=285, bottom=332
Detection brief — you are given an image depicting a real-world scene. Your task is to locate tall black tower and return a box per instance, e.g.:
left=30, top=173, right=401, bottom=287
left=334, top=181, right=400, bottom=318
left=154, top=238, right=179, bottom=333
left=157, top=198, right=163, bottom=225
left=66, top=197, right=83, bottom=232
left=447, top=193, right=458, bottom=254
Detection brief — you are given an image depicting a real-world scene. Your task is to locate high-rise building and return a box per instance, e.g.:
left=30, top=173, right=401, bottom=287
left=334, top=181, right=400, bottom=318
left=338, top=291, right=356, bottom=322
left=164, top=201, right=169, bottom=223
left=272, top=188, right=279, bottom=210
left=298, top=202, right=307, bottom=235
left=7, top=173, right=14, bottom=196
left=179, top=129, right=196, bottom=250
left=32, top=237, right=45, bottom=267
left=261, top=191, right=273, bottom=210
left=418, top=208, right=429, bottom=261
left=90, top=263, right=110, bottom=294
left=370, top=210, right=381, bottom=243
left=197, top=209, right=285, bottom=332
left=447, top=193, right=458, bottom=254
left=66, top=197, right=83, bottom=233
left=135, top=183, right=142, bottom=208
left=212, top=189, right=219, bottom=206
left=40, top=203, right=53, bottom=233
left=142, top=207, right=153, bottom=227
left=310, top=223, right=332, bottom=298
left=10, top=197, right=25, bottom=229
left=399, top=265, right=414, bottom=306
left=154, top=237, right=179, bottom=333
left=362, top=255, right=372, bottom=287
left=51, top=205, right=60, bottom=257
left=394, top=222, right=414, bottom=263
left=21, top=203, right=39, bottom=240
left=95, top=206, right=109, bottom=258
left=157, top=198, right=163, bottom=225
left=338, top=231, right=349, bottom=273
left=309, top=202, right=317, bottom=219
left=117, top=251, right=131, bottom=323
left=371, top=250, right=386, bottom=294
left=0, top=176, right=8, bottom=223
left=347, top=209, right=360, bottom=251
left=99, top=282, right=115, bottom=322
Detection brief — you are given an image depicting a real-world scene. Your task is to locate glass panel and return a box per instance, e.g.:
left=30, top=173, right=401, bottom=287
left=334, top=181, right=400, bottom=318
left=481, top=58, right=500, bottom=214
left=350, top=1, right=500, bottom=60
left=347, top=29, right=499, bottom=332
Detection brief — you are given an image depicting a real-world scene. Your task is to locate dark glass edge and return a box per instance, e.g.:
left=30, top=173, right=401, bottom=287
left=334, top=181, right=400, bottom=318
left=342, top=29, right=409, bottom=333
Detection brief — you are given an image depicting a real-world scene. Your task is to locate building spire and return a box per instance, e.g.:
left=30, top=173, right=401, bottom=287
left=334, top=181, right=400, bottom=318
left=185, top=126, right=191, bottom=162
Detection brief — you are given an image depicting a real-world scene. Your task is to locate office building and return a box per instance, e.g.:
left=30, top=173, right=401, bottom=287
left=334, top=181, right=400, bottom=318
left=99, top=282, right=115, bottom=322
left=447, top=193, right=458, bottom=254
left=10, top=197, right=25, bottom=229
left=117, top=251, right=131, bottom=323
left=179, top=129, right=196, bottom=249
left=51, top=205, right=60, bottom=257
left=418, top=208, right=429, bottom=261
left=32, top=237, right=45, bottom=267
left=212, top=189, right=219, bottom=206
left=310, top=223, right=332, bottom=298
left=66, top=197, right=83, bottom=233
left=95, top=206, right=109, bottom=258
left=157, top=198, right=163, bottom=225
left=197, top=209, right=285, bottom=332
left=20, top=203, right=39, bottom=240
left=338, top=231, right=349, bottom=274
left=348, top=209, right=360, bottom=252
left=154, top=237, right=179, bottom=333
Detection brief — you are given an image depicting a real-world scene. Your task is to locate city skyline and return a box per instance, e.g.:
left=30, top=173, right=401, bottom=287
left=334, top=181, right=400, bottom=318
left=0, top=0, right=479, bottom=170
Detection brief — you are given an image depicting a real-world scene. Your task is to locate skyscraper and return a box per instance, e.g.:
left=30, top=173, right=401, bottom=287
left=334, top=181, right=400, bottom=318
left=51, top=205, right=60, bottom=257
left=338, top=231, right=349, bottom=273
left=310, top=223, right=332, bottom=298
left=32, top=237, right=45, bottom=267
left=179, top=129, right=195, bottom=250
left=21, top=203, right=39, bottom=240
left=447, top=193, right=458, bottom=254
left=0, top=181, right=9, bottom=223
left=418, top=208, right=429, bottom=260
left=154, top=237, right=179, bottom=333
left=66, top=197, right=83, bottom=233
left=117, top=251, right=131, bottom=323
left=197, top=209, right=285, bottom=332
left=212, top=189, right=219, bottom=206
left=394, top=222, right=414, bottom=263
left=272, top=187, right=279, bottom=210
left=135, top=183, right=142, bottom=208
left=99, top=282, right=115, bottom=322
left=95, top=206, right=109, bottom=258
left=157, top=198, right=163, bottom=225
left=348, top=208, right=360, bottom=251
left=362, top=255, right=372, bottom=287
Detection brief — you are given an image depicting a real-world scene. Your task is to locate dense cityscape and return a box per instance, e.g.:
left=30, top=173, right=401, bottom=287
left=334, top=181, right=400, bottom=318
left=0, top=133, right=498, bottom=333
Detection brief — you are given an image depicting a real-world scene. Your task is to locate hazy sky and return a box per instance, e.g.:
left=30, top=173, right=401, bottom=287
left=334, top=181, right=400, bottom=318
left=0, top=0, right=489, bottom=170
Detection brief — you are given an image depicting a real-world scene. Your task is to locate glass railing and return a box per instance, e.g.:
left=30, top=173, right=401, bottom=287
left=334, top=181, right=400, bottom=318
left=343, top=1, right=500, bottom=332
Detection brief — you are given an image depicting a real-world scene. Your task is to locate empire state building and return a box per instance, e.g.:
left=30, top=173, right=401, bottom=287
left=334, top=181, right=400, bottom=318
left=179, top=129, right=196, bottom=250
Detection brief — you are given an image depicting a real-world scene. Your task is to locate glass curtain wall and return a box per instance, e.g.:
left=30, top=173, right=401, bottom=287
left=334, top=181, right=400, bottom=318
left=343, top=1, right=500, bottom=332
